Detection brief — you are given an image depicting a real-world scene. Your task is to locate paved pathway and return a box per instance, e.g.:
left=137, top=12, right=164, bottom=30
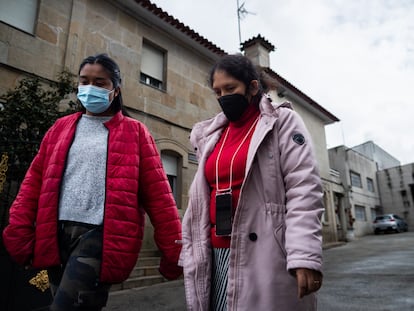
left=105, top=232, right=414, bottom=310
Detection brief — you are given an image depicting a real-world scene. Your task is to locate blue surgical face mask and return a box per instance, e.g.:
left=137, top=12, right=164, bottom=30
left=77, top=85, right=114, bottom=114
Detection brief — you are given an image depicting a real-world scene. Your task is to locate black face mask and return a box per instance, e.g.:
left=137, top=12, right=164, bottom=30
left=218, top=94, right=249, bottom=122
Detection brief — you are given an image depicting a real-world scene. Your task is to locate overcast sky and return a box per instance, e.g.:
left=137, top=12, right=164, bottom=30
left=151, top=0, right=414, bottom=165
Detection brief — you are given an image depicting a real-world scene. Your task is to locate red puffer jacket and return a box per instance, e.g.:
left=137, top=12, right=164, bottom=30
left=3, top=111, right=182, bottom=283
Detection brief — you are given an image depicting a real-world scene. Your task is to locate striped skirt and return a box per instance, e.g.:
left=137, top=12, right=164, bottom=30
left=210, top=248, right=230, bottom=311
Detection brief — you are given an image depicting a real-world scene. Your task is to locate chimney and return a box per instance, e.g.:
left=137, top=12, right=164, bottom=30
left=240, top=34, right=275, bottom=68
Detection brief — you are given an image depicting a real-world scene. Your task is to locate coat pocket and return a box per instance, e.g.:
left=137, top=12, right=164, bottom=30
left=265, top=202, right=287, bottom=257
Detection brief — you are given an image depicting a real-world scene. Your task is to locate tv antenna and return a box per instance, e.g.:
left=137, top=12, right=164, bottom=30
left=237, top=0, right=256, bottom=45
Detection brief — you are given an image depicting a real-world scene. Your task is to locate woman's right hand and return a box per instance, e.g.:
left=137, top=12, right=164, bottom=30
left=295, top=268, right=323, bottom=298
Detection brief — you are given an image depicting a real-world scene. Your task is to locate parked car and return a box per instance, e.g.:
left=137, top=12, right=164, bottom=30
left=373, top=214, right=408, bottom=234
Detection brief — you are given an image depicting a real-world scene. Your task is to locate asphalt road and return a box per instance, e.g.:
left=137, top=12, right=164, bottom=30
left=105, top=232, right=414, bottom=310
left=104, top=279, right=185, bottom=311
left=318, top=231, right=414, bottom=311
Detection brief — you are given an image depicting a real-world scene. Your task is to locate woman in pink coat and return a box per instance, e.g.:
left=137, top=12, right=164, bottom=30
left=3, top=54, right=182, bottom=310
left=179, top=54, right=324, bottom=310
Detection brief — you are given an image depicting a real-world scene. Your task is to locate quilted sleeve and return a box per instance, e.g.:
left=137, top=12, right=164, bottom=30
left=137, top=125, right=183, bottom=280
left=276, top=107, right=324, bottom=272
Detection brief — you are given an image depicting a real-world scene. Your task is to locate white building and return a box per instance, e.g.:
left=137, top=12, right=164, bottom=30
left=351, top=141, right=400, bottom=170
left=329, top=145, right=381, bottom=238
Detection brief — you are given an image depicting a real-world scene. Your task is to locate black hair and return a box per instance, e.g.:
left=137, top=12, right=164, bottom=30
left=208, top=53, right=279, bottom=95
left=78, top=53, right=128, bottom=115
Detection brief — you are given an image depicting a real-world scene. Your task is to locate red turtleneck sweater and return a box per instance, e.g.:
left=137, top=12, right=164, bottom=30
left=205, top=103, right=260, bottom=248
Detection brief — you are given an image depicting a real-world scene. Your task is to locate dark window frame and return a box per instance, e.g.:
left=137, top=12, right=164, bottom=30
left=350, top=171, right=362, bottom=188
left=354, top=204, right=366, bottom=221
left=140, top=40, right=167, bottom=91
left=366, top=177, right=375, bottom=192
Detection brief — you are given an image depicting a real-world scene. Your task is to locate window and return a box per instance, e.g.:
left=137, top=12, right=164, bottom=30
left=161, top=153, right=178, bottom=205
left=366, top=177, right=375, bottom=192
left=0, top=0, right=38, bottom=34
left=401, top=189, right=410, bottom=208
left=350, top=171, right=362, bottom=188
left=354, top=205, right=366, bottom=221
left=140, top=41, right=165, bottom=90
left=394, top=214, right=402, bottom=221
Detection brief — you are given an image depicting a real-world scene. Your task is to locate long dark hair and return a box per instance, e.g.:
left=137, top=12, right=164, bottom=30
left=208, top=53, right=278, bottom=96
left=78, top=53, right=128, bottom=115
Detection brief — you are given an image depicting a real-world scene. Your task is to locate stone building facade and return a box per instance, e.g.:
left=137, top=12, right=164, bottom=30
left=1, top=0, right=340, bottom=246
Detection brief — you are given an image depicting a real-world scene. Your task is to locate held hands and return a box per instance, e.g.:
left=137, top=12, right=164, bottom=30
left=158, top=256, right=183, bottom=280
left=295, top=268, right=323, bottom=299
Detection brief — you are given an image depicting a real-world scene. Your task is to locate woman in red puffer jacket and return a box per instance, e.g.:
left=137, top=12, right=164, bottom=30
left=3, top=53, right=182, bottom=311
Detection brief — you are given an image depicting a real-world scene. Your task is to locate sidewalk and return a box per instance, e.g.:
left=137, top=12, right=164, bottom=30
left=322, top=241, right=347, bottom=250
left=104, top=279, right=186, bottom=311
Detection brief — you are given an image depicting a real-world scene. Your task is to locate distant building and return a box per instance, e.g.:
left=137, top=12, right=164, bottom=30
left=377, top=163, right=414, bottom=228
left=329, top=145, right=381, bottom=238
left=351, top=141, right=400, bottom=170
left=329, top=140, right=414, bottom=237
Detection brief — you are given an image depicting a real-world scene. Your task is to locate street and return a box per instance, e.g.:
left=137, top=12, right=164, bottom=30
left=105, top=232, right=414, bottom=310
left=318, top=231, right=414, bottom=311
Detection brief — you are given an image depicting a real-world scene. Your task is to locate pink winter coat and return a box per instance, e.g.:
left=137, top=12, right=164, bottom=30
left=180, top=96, right=324, bottom=310
left=3, top=111, right=182, bottom=283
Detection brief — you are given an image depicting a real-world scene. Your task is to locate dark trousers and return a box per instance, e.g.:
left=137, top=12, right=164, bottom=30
left=47, top=222, right=111, bottom=311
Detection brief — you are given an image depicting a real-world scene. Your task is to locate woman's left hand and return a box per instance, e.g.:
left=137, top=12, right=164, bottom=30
left=295, top=268, right=323, bottom=299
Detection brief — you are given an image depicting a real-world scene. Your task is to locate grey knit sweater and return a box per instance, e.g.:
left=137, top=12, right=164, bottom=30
left=58, top=114, right=112, bottom=225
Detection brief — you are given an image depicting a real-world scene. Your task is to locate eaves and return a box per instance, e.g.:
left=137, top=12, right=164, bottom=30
left=108, top=0, right=226, bottom=61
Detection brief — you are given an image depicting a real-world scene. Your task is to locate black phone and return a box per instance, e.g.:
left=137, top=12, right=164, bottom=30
left=215, top=192, right=232, bottom=236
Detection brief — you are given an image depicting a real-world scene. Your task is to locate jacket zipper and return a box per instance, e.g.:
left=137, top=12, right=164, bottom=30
left=230, top=115, right=275, bottom=310
left=56, top=114, right=82, bottom=265
left=100, top=121, right=110, bottom=281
